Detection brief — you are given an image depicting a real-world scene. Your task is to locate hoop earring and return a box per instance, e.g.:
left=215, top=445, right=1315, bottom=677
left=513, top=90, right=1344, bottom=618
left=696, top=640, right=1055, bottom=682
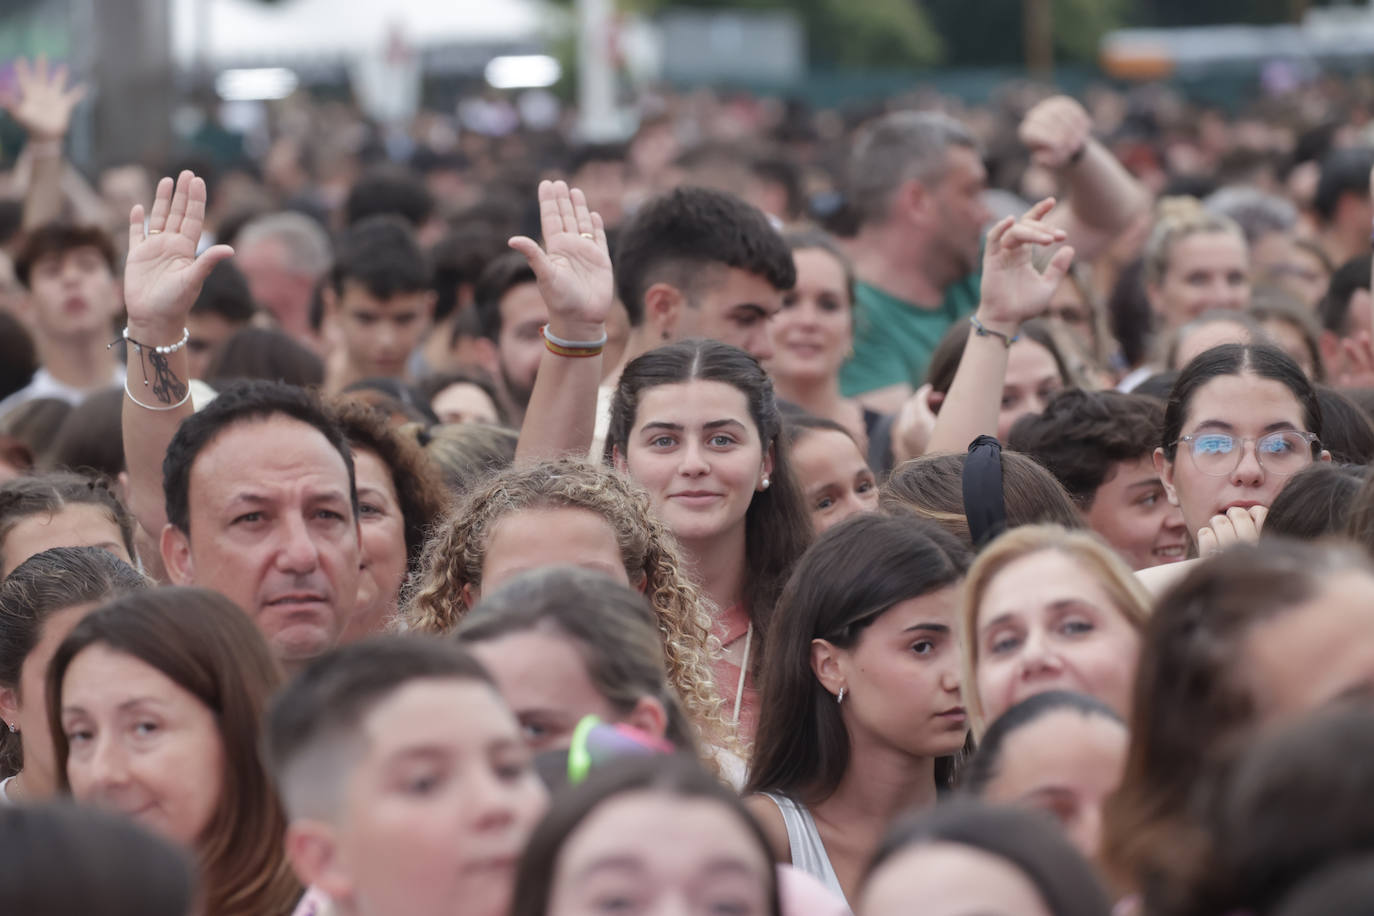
left=836, top=687, right=846, bottom=704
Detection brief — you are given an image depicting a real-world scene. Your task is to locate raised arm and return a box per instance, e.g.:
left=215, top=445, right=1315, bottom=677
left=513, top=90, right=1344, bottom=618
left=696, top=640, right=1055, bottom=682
left=511, top=179, right=615, bottom=462
left=1020, top=95, right=1151, bottom=263
left=925, top=198, right=1074, bottom=455
left=2, top=56, right=87, bottom=230
left=121, top=172, right=235, bottom=550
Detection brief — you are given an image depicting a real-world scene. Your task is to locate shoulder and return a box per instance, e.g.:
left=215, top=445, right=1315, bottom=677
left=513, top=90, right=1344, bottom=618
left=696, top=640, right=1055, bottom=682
left=744, top=793, right=792, bottom=863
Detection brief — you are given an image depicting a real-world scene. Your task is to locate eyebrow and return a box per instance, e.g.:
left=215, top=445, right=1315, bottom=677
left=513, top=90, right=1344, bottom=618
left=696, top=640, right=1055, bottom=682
left=902, top=623, right=950, bottom=634
left=640, top=420, right=748, bottom=433
left=576, top=856, right=645, bottom=880
left=1125, top=478, right=1163, bottom=490
left=731, top=303, right=772, bottom=317
left=1190, top=420, right=1300, bottom=435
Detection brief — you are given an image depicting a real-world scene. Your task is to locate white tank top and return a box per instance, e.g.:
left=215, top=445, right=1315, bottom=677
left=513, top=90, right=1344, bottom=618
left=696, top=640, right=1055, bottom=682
left=761, top=792, right=847, bottom=905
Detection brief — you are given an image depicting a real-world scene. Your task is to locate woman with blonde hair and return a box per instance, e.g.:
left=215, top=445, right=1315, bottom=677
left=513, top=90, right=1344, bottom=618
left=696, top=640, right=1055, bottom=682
left=958, top=524, right=1151, bottom=737
left=403, top=458, right=731, bottom=747
left=1144, top=197, right=1250, bottom=333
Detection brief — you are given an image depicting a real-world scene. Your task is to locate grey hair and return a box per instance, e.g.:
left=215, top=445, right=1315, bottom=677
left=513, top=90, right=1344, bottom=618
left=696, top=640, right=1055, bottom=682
left=1204, top=186, right=1298, bottom=245
left=848, top=110, right=978, bottom=228
left=236, top=212, right=332, bottom=277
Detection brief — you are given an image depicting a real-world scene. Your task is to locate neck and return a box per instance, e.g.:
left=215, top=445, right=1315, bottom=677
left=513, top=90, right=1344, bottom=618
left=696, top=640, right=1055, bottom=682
left=620, top=325, right=657, bottom=369
left=1323, top=225, right=1367, bottom=267
left=679, top=522, right=748, bottom=614
left=6, top=765, right=56, bottom=804
left=849, top=225, right=946, bottom=307
left=773, top=372, right=846, bottom=420
left=36, top=333, right=117, bottom=390
left=814, top=732, right=940, bottom=823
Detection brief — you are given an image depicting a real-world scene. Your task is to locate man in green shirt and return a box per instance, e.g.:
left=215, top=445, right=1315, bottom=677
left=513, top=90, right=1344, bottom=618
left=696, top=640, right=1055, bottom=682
left=841, top=98, right=1152, bottom=414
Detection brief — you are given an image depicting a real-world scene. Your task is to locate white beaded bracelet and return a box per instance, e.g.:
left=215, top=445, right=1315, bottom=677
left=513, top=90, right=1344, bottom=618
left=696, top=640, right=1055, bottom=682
left=123, top=326, right=190, bottom=354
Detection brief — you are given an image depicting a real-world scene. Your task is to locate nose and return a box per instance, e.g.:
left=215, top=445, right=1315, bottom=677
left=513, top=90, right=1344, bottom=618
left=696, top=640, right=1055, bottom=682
left=1018, top=629, right=1063, bottom=679
left=275, top=513, right=322, bottom=574
left=84, top=735, right=132, bottom=796
left=676, top=440, right=710, bottom=477
left=747, top=327, right=774, bottom=362
left=1229, top=440, right=1265, bottom=487
left=1161, top=502, right=1187, bottom=535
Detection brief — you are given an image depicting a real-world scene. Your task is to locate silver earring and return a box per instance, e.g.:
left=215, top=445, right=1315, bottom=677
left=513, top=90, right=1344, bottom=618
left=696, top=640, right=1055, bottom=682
left=836, top=687, right=846, bottom=704
left=6, top=722, right=15, bottom=733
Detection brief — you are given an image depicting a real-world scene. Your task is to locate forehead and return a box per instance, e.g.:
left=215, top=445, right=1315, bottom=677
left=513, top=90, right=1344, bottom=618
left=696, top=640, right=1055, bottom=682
left=992, top=711, right=1127, bottom=785
left=792, top=429, right=864, bottom=472
left=633, top=380, right=754, bottom=428
left=189, top=415, right=351, bottom=500
left=562, top=792, right=765, bottom=864
left=338, top=280, right=428, bottom=312
left=939, top=145, right=987, bottom=186
left=694, top=267, right=784, bottom=312
left=1171, top=231, right=1248, bottom=266
left=1005, top=340, right=1060, bottom=383
left=792, top=247, right=847, bottom=286
left=64, top=644, right=182, bottom=701
left=1182, top=372, right=1306, bottom=430
left=31, top=244, right=110, bottom=271
left=499, top=282, right=546, bottom=324
left=869, top=586, right=959, bottom=633
left=358, top=678, right=511, bottom=756
left=980, top=550, right=1117, bottom=615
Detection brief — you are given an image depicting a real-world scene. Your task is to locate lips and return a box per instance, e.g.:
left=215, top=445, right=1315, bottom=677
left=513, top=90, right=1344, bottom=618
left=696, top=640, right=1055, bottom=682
left=1153, top=544, right=1187, bottom=561
left=668, top=491, right=723, bottom=506
left=1216, top=500, right=1263, bottom=515
left=936, top=707, right=967, bottom=721
left=264, top=593, right=329, bottom=613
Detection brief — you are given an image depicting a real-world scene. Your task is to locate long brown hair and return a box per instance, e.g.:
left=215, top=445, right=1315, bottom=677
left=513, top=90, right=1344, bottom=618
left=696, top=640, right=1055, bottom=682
left=46, top=587, right=300, bottom=916
left=1101, top=540, right=1374, bottom=911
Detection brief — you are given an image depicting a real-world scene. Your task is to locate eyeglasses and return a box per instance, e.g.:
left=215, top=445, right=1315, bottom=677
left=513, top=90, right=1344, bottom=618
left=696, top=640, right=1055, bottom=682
left=1175, top=430, right=1320, bottom=478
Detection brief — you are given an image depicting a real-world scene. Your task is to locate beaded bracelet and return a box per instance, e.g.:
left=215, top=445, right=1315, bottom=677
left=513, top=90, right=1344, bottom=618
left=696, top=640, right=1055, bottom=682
left=542, top=325, right=607, bottom=358
left=122, top=326, right=190, bottom=354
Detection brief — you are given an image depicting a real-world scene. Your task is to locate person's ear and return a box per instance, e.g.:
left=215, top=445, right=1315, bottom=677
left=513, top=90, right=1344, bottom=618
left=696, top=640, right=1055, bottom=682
left=1145, top=280, right=1166, bottom=317
left=612, top=444, right=629, bottom=476
left=160, top=523, right=195, bottom=585
left=926, top=390, right=945, bottom=415
left=461, top=582, right=478, bottom=610
left=285, top=821, right=352, bottom=904
left=810, top=638, right=847, bottom=700
left=421, top=290, right=438, bottom=324
left=1154, top=446, right=1180, bottom=507
left=1319, top=329, right=1345, bottom=374
left=321, top=284, right=340, bottom=321
left=897, top=178, right=931, bottom=227
left=623, top=696, right=669, bottom=741
left=643, top=283, right=685, bottom=343
left=0, top=684, right=19, bottom=732
left=758, top=443, right=776, bottom=492
left=1320, top=448, right=1332, bottom=463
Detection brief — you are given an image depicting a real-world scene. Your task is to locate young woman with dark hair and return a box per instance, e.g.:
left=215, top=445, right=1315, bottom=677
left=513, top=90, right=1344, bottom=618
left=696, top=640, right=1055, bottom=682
left=861, top=800, right=1112, bottom=916
left=0, top=546, right=147, bottom=801
left=962, top=690, right=1127, bottom=859
left=0, top=471, right=136, bottom=577
left=784, top=414, right=879, bottom=534
left=48, top=586, right=299, bottom=916
left=1156, top=343, right=1329, bottom=556
left=512, top=754, right=782, bottom=916
left=744, top=513, right=970, bottom=905
left=605, top=338, right=812, bottom=740
left=1101, top=539, right=1374, bottom=913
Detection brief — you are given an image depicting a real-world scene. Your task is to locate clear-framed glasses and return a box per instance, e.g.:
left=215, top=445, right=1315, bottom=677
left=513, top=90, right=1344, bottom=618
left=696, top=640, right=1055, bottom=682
left=1175, top=430, right=1320, bottom=478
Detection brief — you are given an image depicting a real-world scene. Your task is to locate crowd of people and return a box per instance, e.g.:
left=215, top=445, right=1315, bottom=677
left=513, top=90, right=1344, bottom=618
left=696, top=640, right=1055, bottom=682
left=4, top=49, right=1374, bottom=916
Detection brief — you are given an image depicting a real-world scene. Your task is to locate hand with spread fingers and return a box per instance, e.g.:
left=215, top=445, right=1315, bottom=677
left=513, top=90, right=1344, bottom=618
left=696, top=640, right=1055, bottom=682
left=1, top=55, right=87, bottom=142
left=508, top=179, right=614, bottom=342
left=975, top=197, right=1076, bottom=337
left=124, top=171, right=235, bottom=338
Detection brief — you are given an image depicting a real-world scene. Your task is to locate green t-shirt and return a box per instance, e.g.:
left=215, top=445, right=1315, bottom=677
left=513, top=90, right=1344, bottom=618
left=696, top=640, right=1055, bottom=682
left=840, top=275, right=981, bottom=397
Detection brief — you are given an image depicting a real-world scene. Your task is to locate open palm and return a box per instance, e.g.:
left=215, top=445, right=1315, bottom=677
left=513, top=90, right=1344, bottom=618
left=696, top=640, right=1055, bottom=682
left=2, top=56, right=87, bottom=142
left=124, top=171, right=234, bottom=331
left=978, top=197, right=1076, bottom=328
left=509, top=180, right=613, bottom=333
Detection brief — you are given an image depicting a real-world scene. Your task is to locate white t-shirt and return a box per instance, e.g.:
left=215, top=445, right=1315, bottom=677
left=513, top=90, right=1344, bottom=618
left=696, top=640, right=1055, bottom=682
left=0, top=366, right=126, bottom=419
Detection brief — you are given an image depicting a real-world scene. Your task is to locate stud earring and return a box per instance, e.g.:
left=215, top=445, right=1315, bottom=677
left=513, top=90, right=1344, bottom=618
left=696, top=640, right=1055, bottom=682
left=6, top=722, right=15, bottom=734
left=836, top=687, right=846, bottom=704
left=761, top=476, right=771, bottom=490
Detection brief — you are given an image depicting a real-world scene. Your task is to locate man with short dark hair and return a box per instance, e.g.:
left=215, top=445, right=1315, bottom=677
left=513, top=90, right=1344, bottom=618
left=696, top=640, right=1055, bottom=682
left=120, top=171, right=361, bottom=670
left=1009, top=389, right=1187, bottom=570
left=186, top=260, right=254, bottom=380
left=843, top=97, right=1151, bottom=413
left=322, top=215, right=435, bottom=392
left=1313, top=147, right=1374, bottom=268
left=467, top=252, right=545, bottom=423
left=0, top=223, right=123, bottom=417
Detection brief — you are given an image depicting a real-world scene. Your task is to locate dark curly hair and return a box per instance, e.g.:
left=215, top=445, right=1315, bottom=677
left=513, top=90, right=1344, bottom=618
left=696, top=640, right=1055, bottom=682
left=1008, top=389, right=1165, bottom=509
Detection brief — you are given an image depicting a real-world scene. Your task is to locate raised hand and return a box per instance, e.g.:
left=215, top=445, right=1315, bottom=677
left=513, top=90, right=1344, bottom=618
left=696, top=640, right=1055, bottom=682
left=2, top=55, right=87, bottom=142
left=1019, top=95, right=1092, bottom=170
left=1197, top=505, right=1266, bottom=558
left=508, top=179, right=613, bottom=341
left=124, top=171, right=234, bottom=338
left=975, top=197, right=1075, bottom=334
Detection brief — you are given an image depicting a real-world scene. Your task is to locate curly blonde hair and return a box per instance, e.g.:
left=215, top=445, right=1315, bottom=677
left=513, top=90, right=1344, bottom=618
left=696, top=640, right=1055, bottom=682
left=402, top=458, right=734, bottom=748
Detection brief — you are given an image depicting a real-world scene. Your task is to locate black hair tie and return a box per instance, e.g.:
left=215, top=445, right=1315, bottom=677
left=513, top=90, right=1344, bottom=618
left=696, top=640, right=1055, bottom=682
left=963, top=435, right=1008, bottom=550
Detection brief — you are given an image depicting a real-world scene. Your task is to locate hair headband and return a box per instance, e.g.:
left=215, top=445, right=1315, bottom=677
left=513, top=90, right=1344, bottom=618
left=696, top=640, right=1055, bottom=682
left=962, top=435, right=1008, bottom=549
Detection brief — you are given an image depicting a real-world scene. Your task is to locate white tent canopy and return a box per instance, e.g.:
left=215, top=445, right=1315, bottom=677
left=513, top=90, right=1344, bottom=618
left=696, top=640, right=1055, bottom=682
left=170, top=0, right=546, bottom=68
